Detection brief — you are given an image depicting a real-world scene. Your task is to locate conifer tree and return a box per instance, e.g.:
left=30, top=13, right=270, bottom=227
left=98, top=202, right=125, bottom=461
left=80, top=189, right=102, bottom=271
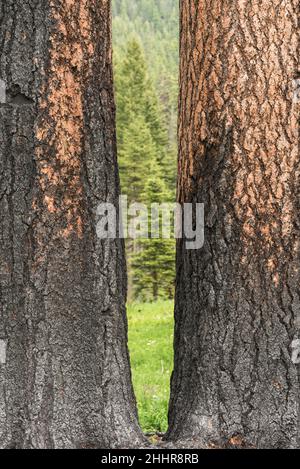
left=115, top=37, right=176, bottom=302
left=132, top=160, right=175, bottom=301
left=118, top=117, right=156, bottom=203
left=0, top=0, right=143, bottom=448
left=115, top=39, right=169, bottom=190
left=168, top=0, right=299, bottom=448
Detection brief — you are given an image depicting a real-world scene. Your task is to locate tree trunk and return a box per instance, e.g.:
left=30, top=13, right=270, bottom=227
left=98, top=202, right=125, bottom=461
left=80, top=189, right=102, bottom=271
left=0, top=0, right=143, bottom=449
left=168, top=0, right=299, bottom=449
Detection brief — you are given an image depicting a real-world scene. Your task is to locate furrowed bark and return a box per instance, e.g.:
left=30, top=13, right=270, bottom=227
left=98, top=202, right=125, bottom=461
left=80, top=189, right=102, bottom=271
left=168, top=0, right=300, bottom=448
left=0, top=0, right=143, bottom=449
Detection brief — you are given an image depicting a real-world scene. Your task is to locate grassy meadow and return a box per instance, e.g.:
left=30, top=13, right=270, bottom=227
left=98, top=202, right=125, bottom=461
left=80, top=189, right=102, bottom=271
left=127, top=300, right=174, bottom=434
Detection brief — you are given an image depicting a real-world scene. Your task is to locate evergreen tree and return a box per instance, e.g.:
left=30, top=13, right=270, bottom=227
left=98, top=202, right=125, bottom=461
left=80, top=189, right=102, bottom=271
left=0, top=0, right=143, bottom=448
left=118, top=116, right=156, bottom=203
left=112, top=0, right=179, bottom=172
left=132, top=160, right=175, bottom=301
left=115, top=39, right=148, bottom=143
left=115, top=38, right=175, bottom=198
left=114, top=36, right=176, bottom=302
left=168, top=0, right=299, bottom=448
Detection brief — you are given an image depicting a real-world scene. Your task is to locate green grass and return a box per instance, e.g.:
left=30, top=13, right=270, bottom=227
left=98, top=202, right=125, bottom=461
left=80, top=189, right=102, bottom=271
left=127, top=300, right=174, bottom=434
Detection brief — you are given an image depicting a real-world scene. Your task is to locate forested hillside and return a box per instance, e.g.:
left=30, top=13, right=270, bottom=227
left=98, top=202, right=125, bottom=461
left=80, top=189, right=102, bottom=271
left=112, top=0, right=179, bottom=301
left=112, top=0, right=178, bottom=114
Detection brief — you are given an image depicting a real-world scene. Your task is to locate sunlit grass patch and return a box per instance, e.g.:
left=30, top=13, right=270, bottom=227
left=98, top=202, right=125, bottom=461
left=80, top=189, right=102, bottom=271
left=127, top=300, right=174, bottom=433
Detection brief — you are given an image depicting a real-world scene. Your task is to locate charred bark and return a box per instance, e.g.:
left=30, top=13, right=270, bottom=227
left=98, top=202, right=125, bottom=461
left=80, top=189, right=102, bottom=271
left=168, top=0, right=300, bottom=449
left=0, top=0, right=143, bottom=449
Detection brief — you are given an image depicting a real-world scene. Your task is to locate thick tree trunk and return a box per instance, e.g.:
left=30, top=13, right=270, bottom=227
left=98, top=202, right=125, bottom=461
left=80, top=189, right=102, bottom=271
left=0, top=0, right=143, bottom=449
left=168, top=0, right=299, bottom=448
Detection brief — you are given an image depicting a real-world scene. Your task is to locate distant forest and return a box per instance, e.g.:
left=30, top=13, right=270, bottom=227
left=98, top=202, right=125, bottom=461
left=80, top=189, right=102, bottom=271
left=112, top=0, right=179, bottom=301
left=112, top=0, right=178, bottom=120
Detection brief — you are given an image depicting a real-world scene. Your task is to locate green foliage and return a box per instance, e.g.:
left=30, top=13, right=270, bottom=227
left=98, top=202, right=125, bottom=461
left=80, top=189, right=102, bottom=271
left=127, top=300, right=174, bottom=433
left=119, top=116, right=157, bottom=202
left=113, top=0, right=178, bottom=194
left=132, top=160, right=175, bottom=301
left=114, top=40, right=148, bottom=139
left=132, top=238, right=175, bottom=301
left=115, top=39, right=173, bottom=196
left=113, top=0, right=178, bottom=435
left=112, top=0, right=179, bottom=105
left=115, top=38, right=176, bottom=301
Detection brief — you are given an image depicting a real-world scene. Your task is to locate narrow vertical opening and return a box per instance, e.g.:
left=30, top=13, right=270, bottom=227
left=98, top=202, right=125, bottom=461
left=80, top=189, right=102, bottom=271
left=112, top=1, right=179, bottom=438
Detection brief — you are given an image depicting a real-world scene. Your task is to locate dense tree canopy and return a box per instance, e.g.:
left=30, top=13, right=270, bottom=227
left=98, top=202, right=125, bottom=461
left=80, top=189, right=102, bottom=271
left=114, top=38, right=176, bottom=301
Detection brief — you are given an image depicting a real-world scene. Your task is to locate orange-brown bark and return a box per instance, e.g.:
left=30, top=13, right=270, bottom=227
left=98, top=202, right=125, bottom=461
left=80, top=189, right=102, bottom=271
left=169, top=0, right=300, bottom=448
left=35, top=0, right=97, bottom=239
left=0, top=0, right=142, bottom=448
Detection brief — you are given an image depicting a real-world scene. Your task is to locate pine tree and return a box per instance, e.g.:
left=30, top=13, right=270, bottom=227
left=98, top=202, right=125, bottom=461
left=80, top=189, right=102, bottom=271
left=115, top=37, right=176, bottom=302
left=115, top=39, right=148, bottom=144
left=118, top=116, right=156, bottom=203
left=0, top=0, right=143, bottom=448
left=115, top=39, right=169, bottom=184
left=112, top=0, right=179, bottom=186
left=168, top=0, right=299, bottom=449
left=132, top=160, right=175, bottom=301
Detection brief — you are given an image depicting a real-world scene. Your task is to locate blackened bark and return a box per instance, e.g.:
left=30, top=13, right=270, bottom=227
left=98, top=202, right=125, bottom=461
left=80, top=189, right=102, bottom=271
left=168, top=0, right=300, bottom=448
left=0, top=0, right=143, bottom=448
